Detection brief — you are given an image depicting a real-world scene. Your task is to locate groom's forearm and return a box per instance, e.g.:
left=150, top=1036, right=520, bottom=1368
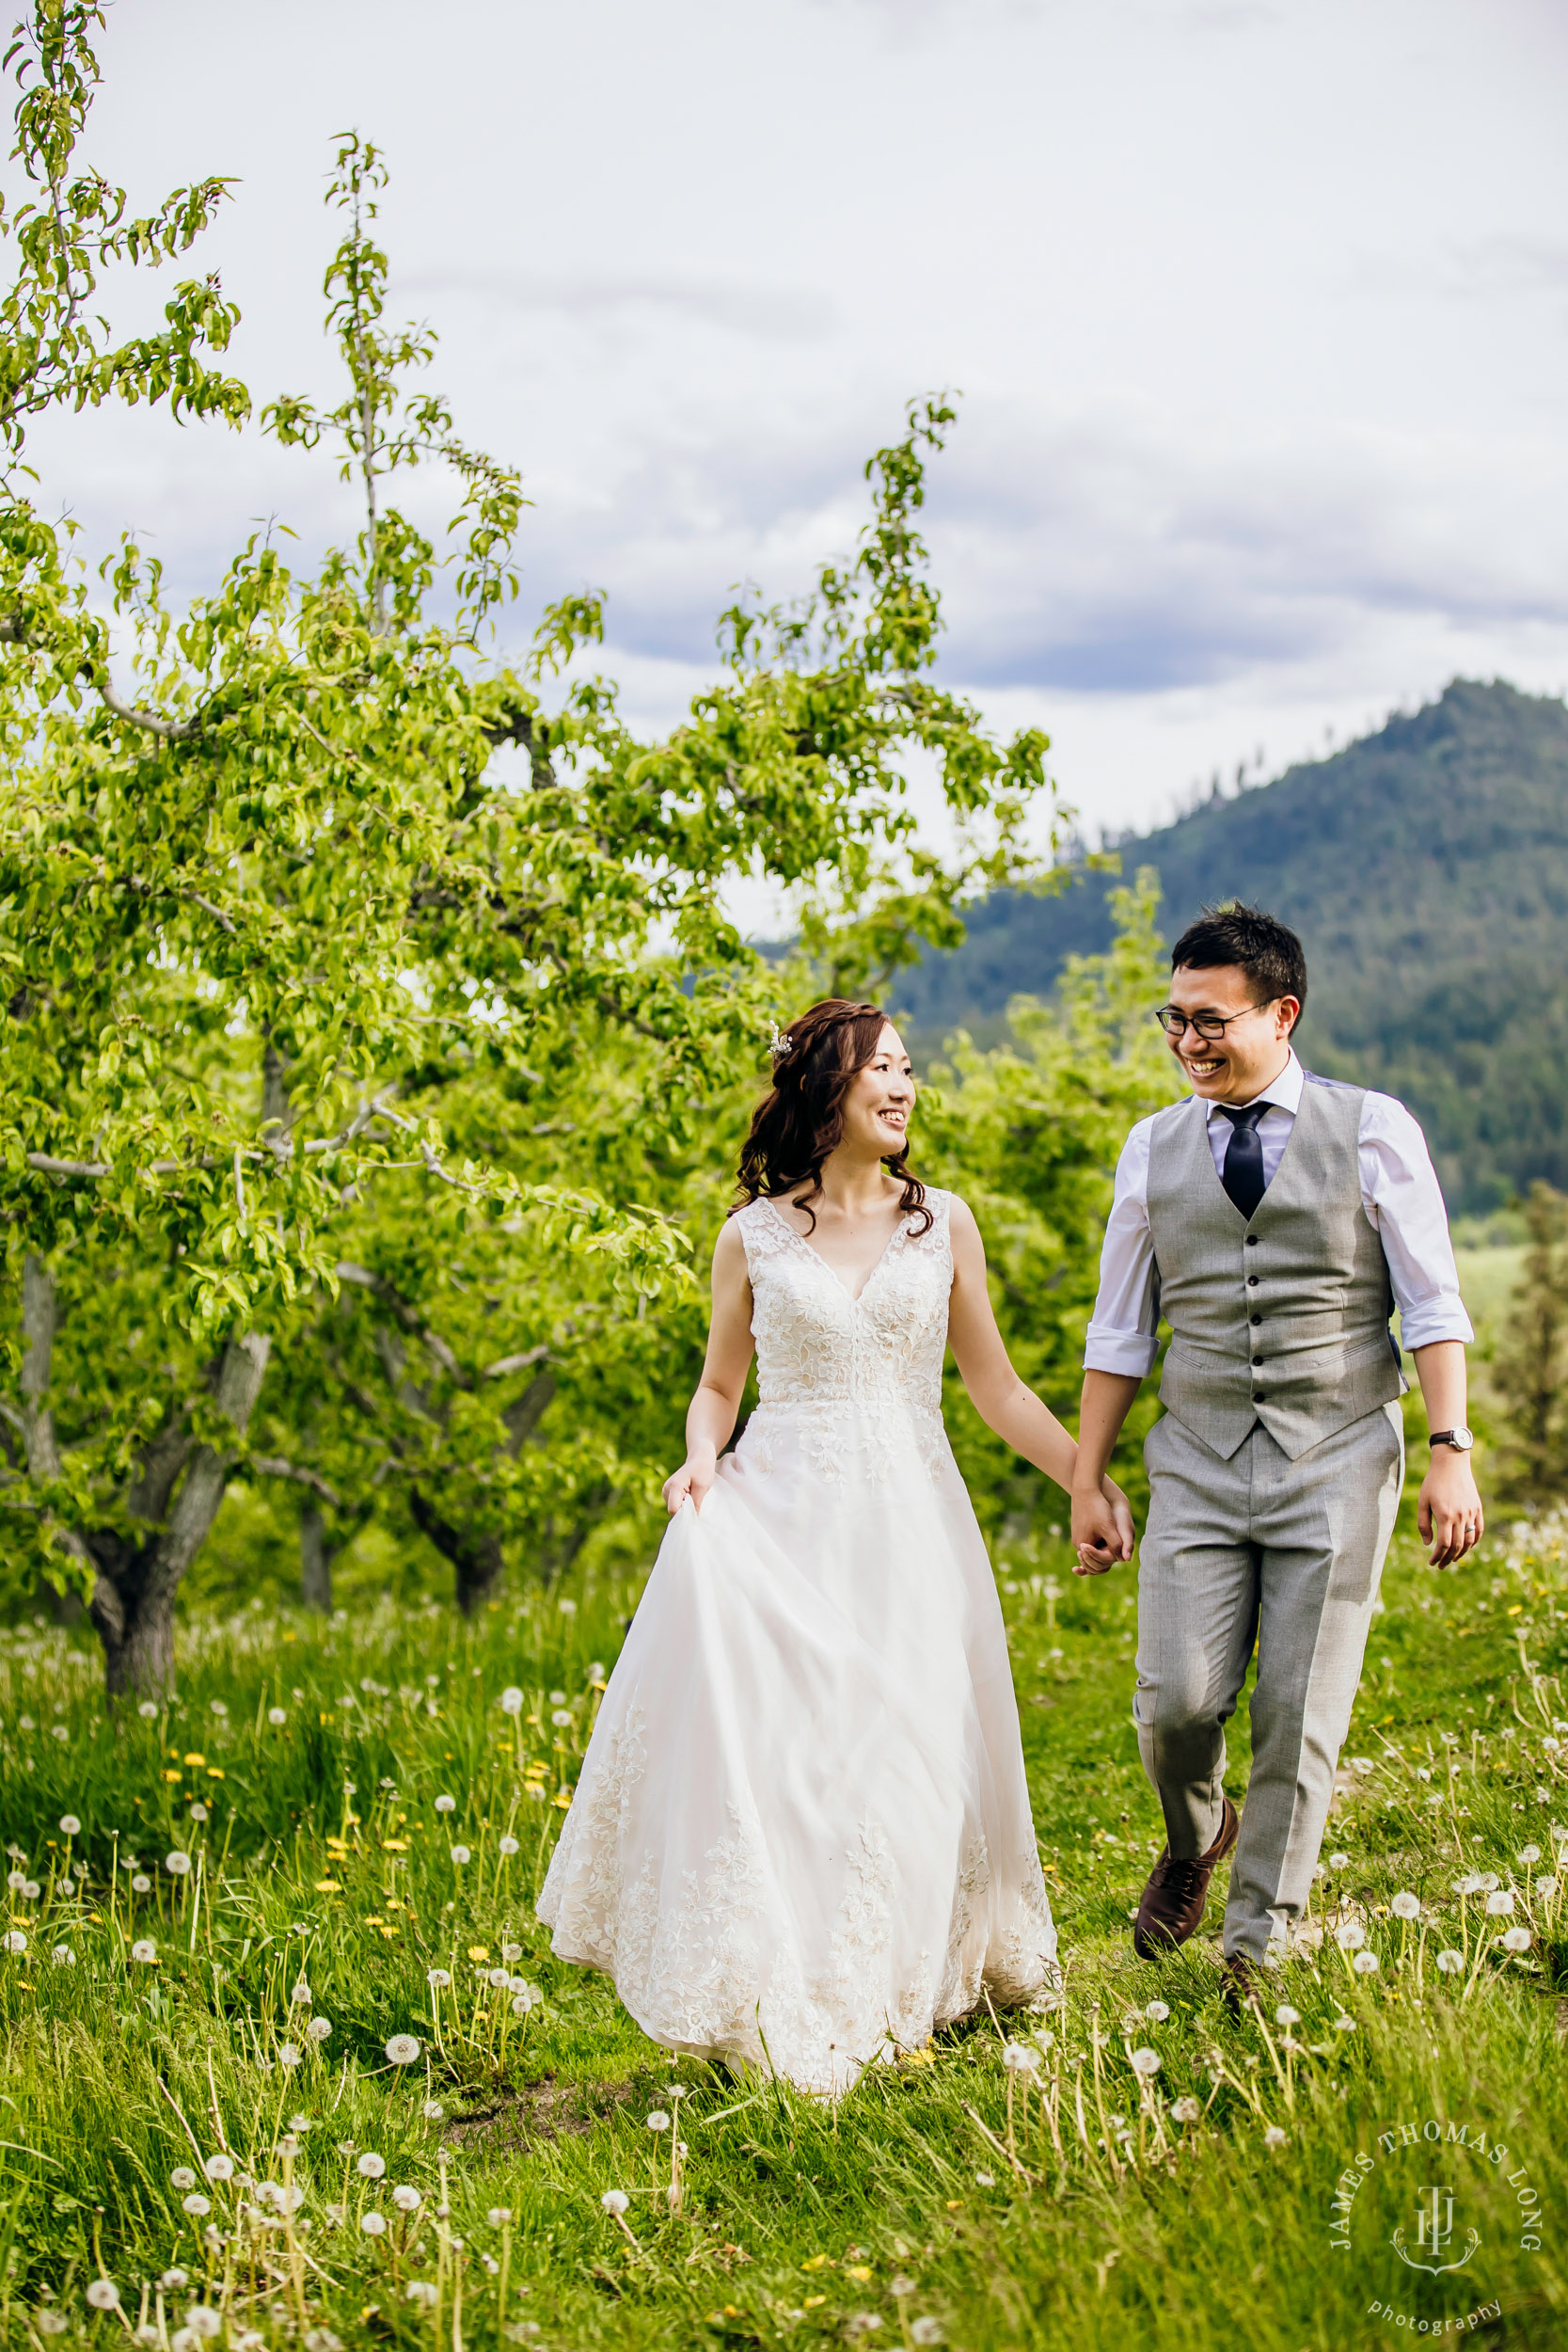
left=1072, top=1370, right=1142, bottom=1492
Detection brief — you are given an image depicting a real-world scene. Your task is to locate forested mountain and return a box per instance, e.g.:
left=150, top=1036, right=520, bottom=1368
left=895, top=679, right=1568, bottom=1212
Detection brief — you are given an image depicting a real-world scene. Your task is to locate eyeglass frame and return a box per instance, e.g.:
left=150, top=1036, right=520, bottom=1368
left=1152, top=998, right=1279, bottom=1041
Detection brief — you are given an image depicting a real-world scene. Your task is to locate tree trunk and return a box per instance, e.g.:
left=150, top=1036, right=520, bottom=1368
left=91, top=1331, right=272, bottom=1699
left=300, top=1502, right=334, bottom=1613
left=408, top=1487, right=504, bottom=1615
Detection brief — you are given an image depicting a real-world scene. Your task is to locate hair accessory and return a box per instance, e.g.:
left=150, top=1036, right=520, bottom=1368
left=768, top=1024, right=794, bottom=1062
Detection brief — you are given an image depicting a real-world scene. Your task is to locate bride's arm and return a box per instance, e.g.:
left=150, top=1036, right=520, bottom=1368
left=945, top=1195, right=1136, bottom=1563
left=662, top=1219, right=756, bottom=1516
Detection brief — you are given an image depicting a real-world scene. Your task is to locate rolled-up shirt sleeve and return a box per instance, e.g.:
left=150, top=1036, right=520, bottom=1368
left=1085, top=1116, right=1162, bottom=1376
left=1358, top=1094, right=1474, bottom=1352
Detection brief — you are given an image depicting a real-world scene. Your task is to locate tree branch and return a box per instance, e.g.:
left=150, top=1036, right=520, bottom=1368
left=249, top=1455, right=342, bottom=1507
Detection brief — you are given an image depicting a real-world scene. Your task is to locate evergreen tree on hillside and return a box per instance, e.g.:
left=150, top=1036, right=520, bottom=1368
left=1492, top=1183, right=1568, bottom=1504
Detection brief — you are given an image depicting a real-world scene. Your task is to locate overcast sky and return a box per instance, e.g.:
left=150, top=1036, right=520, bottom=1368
left=30, top=0, right=1568, bottom=881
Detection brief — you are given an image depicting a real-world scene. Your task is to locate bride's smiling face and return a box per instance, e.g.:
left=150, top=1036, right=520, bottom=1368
left=841, top=1024, right=915, bottom=1157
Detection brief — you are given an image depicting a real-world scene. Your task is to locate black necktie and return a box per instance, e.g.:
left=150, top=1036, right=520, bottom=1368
left=1217, top=1103, right=1266, bottom=1220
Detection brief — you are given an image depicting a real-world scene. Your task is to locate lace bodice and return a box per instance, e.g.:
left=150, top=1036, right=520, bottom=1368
left=735, top=1190, right=953, bottom=1414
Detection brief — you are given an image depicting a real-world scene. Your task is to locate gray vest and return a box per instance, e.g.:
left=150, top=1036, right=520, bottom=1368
left=1146, top=1074, right=1404, bottom=1463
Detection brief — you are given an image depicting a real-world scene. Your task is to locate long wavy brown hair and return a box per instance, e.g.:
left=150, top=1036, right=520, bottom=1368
left=734, top=998, right=930, bottom=1236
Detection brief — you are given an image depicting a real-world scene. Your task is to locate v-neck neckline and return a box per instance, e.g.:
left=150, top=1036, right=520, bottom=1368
left=1200, top=1080, right=1309, bottom=1225
left=762, top=1195, right=911, bottom=1306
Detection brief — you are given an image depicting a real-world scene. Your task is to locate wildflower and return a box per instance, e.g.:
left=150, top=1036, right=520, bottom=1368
left=487, top=1967, right=510, bottom=1989
left=160, top=2271, right=189, bottom=2292
left=166, top=1851, right=192, bottom=1877
left=38, top=2316, right=71, bottom=2339
left=646, top=2110, right=672, bottom=2132
left=52, top=1946, right=74, bottom=1966
left=277, top=2043, right=302, bottom=2068
left=204, top=2154, right=234, bottom=2182
left=1454, top=1874, right=1482, bottom=1897
left=600, top=2189, right=630, bottom=2216
left=291, top=1980, right=312, bottom=2006
left=889, top=2276, right=916, bottom=2298
left=267, top=1708, right=287, bottom=1725
left=385, top=2034, right=421, bottom=2065
left=1485, top=1890, right=1514, bottom=1916
left=20, top=1881, right=40, bottom=1901
left=138, top=1700, right=159, bottom=1720
left=1129, top=2048, right=1162, bottom=2077
left=1262, top=2125, right=1289, bottom=2150
left=1327, top=1852, right=1349, bottom=1869
left=1435, top=1949, right=1465, bottom=1975
left=551, top=1708, right=572, bottom=1728
left=391, top=2185, right=421, bottom=2213
left=450, top=1845, right=470, bottom=1865
left=1391, top=1891, right=1420, bottom=1919
left=498, top=1836, right=519, bottom=1856
left=525, top=1785, right=546, bottom=1802
left=910, top=2324, right=943, bottom=2346
left=974, top=2168, right=995, bottom=2185
left=435, top=1795, right=456, bottom=1815
left=302, top=2333, right=342, bottom=2352
left=1169, top=2096, right=1201, bottom=2123
left=132, top=1874, right=151, bottom=1893
left=171, top=2168, right=198, bottom=2191
left=308, top=2017, right=332, bottom=2042
left=130, top=1938, right=158, bottom=1965
left=421, top=2100, right=445, bottom=2121
left=427, top=1968, right=451, bottom=1989
left=1274, top=2005, right=1300, bottom=2027
left=1353, top=1951, right=1380, bottom=1975
left=182, top=2193, right=212, bottom=2217
left=58, top=1815, right=80, bottom=1836
left=1538, top=1876, right=1559, bottom=1899
left=1520, top=1844, right=1542, bottom=1865
left=5, top=1869, right=23, bottom=1890
left=189, top=1804, right=209, bottom=1823
left=184, top=2312, right=222, bottom=2341
left=1333, top=2013, right=1356, bottom=2031
left=1334, top=1920, right=1366, bottom=1951
left=1144, top=1999, right=1170, bottom=2022
left=86, top=2280, right=120, bottom=2311
left=499, top=1688, right=525, bottom=1715
left=487, top=2206, right=513, bottom=2226
left=1501, top=1924, right=1533, bottom=1953
left=361, top=2212, right=388, bottom=2235
left=406, top=2283, right=438, bottom=2306
left=511, top=1988, right=540, bottom=2018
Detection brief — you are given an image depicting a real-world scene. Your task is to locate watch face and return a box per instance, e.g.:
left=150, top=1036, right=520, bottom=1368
left=1453, top=1425, right=1474, bottom=1450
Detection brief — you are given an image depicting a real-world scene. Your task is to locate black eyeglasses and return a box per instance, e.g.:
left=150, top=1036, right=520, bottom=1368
left=1154, top=1001, right=1274, bottom=1041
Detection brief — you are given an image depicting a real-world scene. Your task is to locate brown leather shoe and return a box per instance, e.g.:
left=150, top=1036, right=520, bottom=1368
left=1132, top=1796, right=1240, bottom=1960
left=1220, top=1951, right=1259, bottom=2021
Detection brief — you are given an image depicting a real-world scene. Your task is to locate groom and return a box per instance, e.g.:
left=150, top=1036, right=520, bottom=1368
left=1069, top=904, right=1481, bottom=2002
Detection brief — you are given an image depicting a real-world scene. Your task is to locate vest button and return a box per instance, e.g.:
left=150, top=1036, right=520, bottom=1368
left=1246, top=1275, right=1259, bottom=1287
left=1250, top=1314, right=1262, bottom=1327
left=1244, top=1234, right=1259, bottom=1248
left=1251, top=1354, right=1264, bottom=1367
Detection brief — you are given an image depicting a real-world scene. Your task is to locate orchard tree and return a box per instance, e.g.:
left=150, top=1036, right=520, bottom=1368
left=0, top=8, right=1058, bottom=1686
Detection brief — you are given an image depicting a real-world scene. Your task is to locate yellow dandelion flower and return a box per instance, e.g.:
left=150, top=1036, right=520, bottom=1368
left=182, top=1753, right=206, bottom=1768
left=206, top=1768, right=225, bottom=1780
left=467, top=1947, right=490, bottom=1962
left=314, top=1879, right=342, bottom=1893
left=162, top=1770, right=182, bottom=1784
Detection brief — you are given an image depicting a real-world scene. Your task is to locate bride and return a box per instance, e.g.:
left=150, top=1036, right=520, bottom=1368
left=539, top=998, right=1132, bottom=2094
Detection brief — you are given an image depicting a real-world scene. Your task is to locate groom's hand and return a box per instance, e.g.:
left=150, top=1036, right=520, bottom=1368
left=1070, top=1481, right=1135, bottom=1577
left=1418, top=1448, right=1484, bottom=1568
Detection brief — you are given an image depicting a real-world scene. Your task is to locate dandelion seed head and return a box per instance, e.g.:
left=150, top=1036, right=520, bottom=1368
left=600, top=2189, right=629, bottom=2216
left=58, top=1815, right=80, bottom=1836
left=435, top=1795, right=456, bottom=1815
left=1435, top=1949, right=1465, bottom=1974
left=405, top=2282, right=438, bottom=2306
left=132, top=1873, right=150, bottom=1893
left=1335, top=1920, right=1366, bottom=1950
left=421, top=2100, right=445, bottom=2121
left=165, top=1850, right=191, bottom=1876
left=357, top=2152, right=388, bottom=2179
left=1353, top=1950, right=1381, bottom=1974
left=204, top=2154, right=234, bottom=2182
left=184, top=2310, right=222, bottom=2341
left=1501, top=1925, right=1532, bottom=1952
left=385, top=2033, right=420, bottom=2065
left=498, top=1835, right=519, bottom=1855
left=171, top=2168, right=198, bottom=2191
left=1391, top=1891, right=1420, bottom=1918
left=267, top=1708, right=287, bottom=1726
left=131, top=1937, right=156, bottom=1962
left=1129, top=2047, right=1162, bottom=2077
left=85, top=2280, right=120, bottom=2310
left=499, top=1688, right=524, bottom=1715
left=645, top=2109, right=671, bottom=2132
left=307, top=2016, right=332, bottom=2042
left=1169, top=2096, right=1201, bottom=2123
left=426, top=1968, right=451, bottom=1989
left=360, top=2211, right=387, bottom=2236
left=1485, top=1889, right=1514, bottom=1916
left=51, top=1944, right=74, bottom=1966
left=974, top=2169, right=995, bottom=2185
left=1327, top=1852, right=1349, bottom=1870
left=1519, top=1845, right=1542, bottom=1865
left=1263, top=2125, right=1289, bottom=2150
left=391, top=2185, right=421, bottom=2213
left=450, top=1844, right=470, bottom=1864
left=1144, top=1999, right=1170, bottom=2022
left=1274, top=2005, right=1300, bottom=2026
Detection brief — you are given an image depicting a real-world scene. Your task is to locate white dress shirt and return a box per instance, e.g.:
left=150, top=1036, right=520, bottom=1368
left=1084, top=1049, right=1474, bottom=1377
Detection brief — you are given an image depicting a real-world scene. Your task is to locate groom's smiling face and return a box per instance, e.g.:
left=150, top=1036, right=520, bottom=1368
left=1165, top=961, right=1300, bottom=1105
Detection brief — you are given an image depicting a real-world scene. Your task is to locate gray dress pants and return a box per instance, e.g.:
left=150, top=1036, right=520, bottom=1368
left=1133, top=1401, right=1403, bottom=1961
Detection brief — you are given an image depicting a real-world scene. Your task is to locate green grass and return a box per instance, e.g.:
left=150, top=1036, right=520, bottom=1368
left=2, top=1503, right=1567, bottom=2352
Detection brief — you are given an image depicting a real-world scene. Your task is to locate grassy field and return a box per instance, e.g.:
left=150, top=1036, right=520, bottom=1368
left=1, top=1486, right=1566, bottom=2352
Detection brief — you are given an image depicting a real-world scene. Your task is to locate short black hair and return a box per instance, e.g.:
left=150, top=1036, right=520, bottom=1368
left=1170, top=901, right=1307, bottom=1017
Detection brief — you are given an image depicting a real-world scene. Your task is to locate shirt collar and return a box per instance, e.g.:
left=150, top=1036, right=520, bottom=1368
left=1202, top=1046, right=1303, bottom=1121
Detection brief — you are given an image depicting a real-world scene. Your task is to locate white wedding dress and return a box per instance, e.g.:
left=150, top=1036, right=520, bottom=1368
left=537, top=1188, right=1056, bottom=2095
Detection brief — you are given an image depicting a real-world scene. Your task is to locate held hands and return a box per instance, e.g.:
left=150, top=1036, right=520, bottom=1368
left=1069, top=1478, right=1137, bottom=1576
left=1418, top=1447, right=1484, bottom=1569
left=662, top=1446, right=717, bottom=1518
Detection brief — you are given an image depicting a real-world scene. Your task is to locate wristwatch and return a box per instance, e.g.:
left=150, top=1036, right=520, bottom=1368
left=1428, top=1427, right=1474, bottom=1451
